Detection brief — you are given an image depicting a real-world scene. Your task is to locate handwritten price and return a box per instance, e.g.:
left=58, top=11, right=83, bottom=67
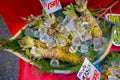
left=48, top=0, right=59, bottom=10
left=86, top=70, right=100, bottom=80
left=92, top=70, right=100, bottom=80
left=41, top=0, right=60, bottom=10
left=77, top=58, right=100, bottom=80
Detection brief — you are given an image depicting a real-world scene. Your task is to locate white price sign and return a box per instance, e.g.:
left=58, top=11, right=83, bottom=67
left=77, top=58, right=100, bottom=80
left=39, top=0, right=62, bottom=14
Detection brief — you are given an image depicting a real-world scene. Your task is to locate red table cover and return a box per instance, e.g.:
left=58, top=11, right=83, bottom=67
left=0, top=0, right=120, bottom=80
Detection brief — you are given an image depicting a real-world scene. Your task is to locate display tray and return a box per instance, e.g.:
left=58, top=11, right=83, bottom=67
left=3, top=19, right=115, bottom=74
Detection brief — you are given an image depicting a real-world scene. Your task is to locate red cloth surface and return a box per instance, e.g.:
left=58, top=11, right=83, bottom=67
left=0, top=0, right=120, bottom=80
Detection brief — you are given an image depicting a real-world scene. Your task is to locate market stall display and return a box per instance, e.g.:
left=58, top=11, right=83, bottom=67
left=0, top=0, right=120, bottom=80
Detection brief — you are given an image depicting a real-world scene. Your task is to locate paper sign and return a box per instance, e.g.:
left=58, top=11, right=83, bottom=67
left=39, top=0, right=62, bottom=14
left=77, top=58, right=100, bottom=80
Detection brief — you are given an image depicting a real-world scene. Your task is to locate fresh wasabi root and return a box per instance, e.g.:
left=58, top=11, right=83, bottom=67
left=75, top=0, right=103, bottom=38
left=44, top=48, right=84, bottom=65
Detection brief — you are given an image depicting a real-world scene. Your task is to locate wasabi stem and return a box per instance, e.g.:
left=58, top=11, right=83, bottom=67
left=75, top=0, right=102, bottom=38
left=63, top=3, right=78, bottom=20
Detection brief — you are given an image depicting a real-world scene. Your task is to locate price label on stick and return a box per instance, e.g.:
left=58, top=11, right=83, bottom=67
left=39, top=0, right=62, bottom=14
left=77, top=58, right=100, bottom=80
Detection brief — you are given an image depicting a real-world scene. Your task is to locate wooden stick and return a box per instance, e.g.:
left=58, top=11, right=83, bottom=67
left=97, top=0, right=119, bottom=20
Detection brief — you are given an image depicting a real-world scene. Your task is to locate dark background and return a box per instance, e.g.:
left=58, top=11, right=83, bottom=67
left=0, top=15, right=18, bottom=80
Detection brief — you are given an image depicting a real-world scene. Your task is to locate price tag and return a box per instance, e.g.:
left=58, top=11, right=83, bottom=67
left=39, top=0, right=62, bottom=14
left=77, top=58, right=100, bottom=80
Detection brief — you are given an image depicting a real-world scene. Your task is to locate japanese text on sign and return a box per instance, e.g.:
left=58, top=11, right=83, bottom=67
left=77, top=58, right=100, bottom=80
left=39, top=0, right=62, bottom=14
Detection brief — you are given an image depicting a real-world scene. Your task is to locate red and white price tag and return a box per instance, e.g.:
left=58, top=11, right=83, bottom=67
left=39, top=0, right=62, bottom=14
left=77, top=58, right=100, bottom=80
